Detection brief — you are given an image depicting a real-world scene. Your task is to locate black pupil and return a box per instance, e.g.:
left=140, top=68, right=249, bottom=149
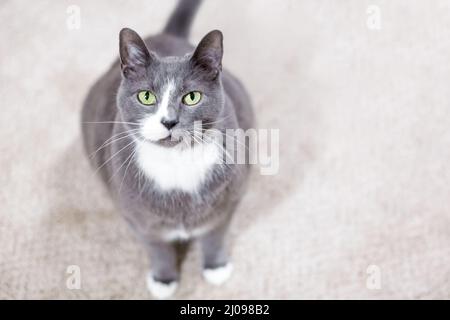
left=144, top=91, right=150, bottom=100
left=190, top=92, right=195, bottom=100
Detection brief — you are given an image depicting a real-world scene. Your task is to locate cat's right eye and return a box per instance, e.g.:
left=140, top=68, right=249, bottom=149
left=137, top=90, right=157, bottom=106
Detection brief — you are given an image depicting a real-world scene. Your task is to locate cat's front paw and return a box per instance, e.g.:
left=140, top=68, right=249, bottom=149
left=146, top=273, right=178, bottom=299
left=202, top=262, right=233, bottom=286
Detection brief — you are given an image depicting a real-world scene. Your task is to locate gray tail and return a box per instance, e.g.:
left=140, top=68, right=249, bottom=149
left=163, top=0, right=202, bottom=38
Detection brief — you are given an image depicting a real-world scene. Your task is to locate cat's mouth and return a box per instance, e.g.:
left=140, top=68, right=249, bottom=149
left=157, top=134, right=181, bottom=147
left=138, top=128, right=201, bottom=148
left=139, top=133, right=182, bottom=148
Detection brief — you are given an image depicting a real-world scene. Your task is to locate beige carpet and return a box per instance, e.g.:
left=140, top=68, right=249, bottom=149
left=1, top=0, right=450, bottom=299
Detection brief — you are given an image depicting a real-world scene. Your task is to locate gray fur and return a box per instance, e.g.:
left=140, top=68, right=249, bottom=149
left=164, top=0, right=202, bottom=38
left=81, top=0, right=254, bottom=287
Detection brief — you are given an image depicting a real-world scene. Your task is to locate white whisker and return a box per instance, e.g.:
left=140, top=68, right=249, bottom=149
left=83, top=121, right=140, bottom=126
left=89, top=129, right=139, bottom=159
left=118, top=149, right=137, bottom=194
left=94, top=140, right=136, bottom=175
left=108, top=145, right=135, bottom=183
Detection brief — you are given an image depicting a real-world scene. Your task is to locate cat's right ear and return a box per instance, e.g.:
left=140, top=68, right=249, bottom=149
left=119, top=28, right=152, bottom=78
left=191, top=30, right=223, bottom=80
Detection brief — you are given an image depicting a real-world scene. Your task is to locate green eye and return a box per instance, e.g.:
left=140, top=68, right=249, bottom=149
left=137, top=90, right=157, bottom=105
left=182, top=91, right=202, bottom=106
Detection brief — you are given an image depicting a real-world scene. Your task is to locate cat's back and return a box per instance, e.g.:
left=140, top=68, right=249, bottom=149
left=145, top=33, right=195, bottom=57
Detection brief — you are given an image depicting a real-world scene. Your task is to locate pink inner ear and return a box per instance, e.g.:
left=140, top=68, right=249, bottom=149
left=191, top=30, right=223, bottom=74
left=127, top=45, right=148, bottom=67
left=191, top=51, right=222, bottom=81
left=119, top=28, right=152, bottom=69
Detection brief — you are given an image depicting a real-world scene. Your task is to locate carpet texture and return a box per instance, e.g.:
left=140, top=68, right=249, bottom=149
left=1, top=0, right=449, bottom=299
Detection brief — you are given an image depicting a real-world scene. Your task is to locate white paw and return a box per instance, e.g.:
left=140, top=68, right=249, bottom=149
left=203, top=262, right=233, bottom=286
left=146, top=273, right=178, bottom=299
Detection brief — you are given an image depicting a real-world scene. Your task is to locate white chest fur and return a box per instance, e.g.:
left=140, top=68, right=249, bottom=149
left=135, top=140, right=221, bottom=193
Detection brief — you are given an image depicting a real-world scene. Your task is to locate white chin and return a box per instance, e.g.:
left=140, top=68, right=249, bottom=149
left=143, top=131, right=171, bottom=142
left=148, top=135, right=170, bottom=142
left=140, top=123, right=170, bottom=142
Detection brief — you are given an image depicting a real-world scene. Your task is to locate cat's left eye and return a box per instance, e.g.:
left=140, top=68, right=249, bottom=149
left=137, top=90, right=157, bottom=106
left=182, top=91, right=202, bottom=106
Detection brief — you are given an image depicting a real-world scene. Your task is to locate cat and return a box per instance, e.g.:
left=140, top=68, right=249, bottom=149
left=81, top=0, right=254, bottom=299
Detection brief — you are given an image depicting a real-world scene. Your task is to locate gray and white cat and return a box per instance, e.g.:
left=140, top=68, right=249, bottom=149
left=82, top=0, right=254, bottom=298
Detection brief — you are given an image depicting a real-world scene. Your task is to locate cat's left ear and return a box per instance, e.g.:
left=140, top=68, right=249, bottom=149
left=191, top=30, right=223, bottom=80
left=119, top=28, right=153, bottom=78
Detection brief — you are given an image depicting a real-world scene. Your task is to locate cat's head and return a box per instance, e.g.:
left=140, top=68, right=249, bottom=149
left=116, top=28, right=224, bottom=147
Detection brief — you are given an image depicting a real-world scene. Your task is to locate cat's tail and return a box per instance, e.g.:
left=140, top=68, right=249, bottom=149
left=163, top=0, right=202, bottom=38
